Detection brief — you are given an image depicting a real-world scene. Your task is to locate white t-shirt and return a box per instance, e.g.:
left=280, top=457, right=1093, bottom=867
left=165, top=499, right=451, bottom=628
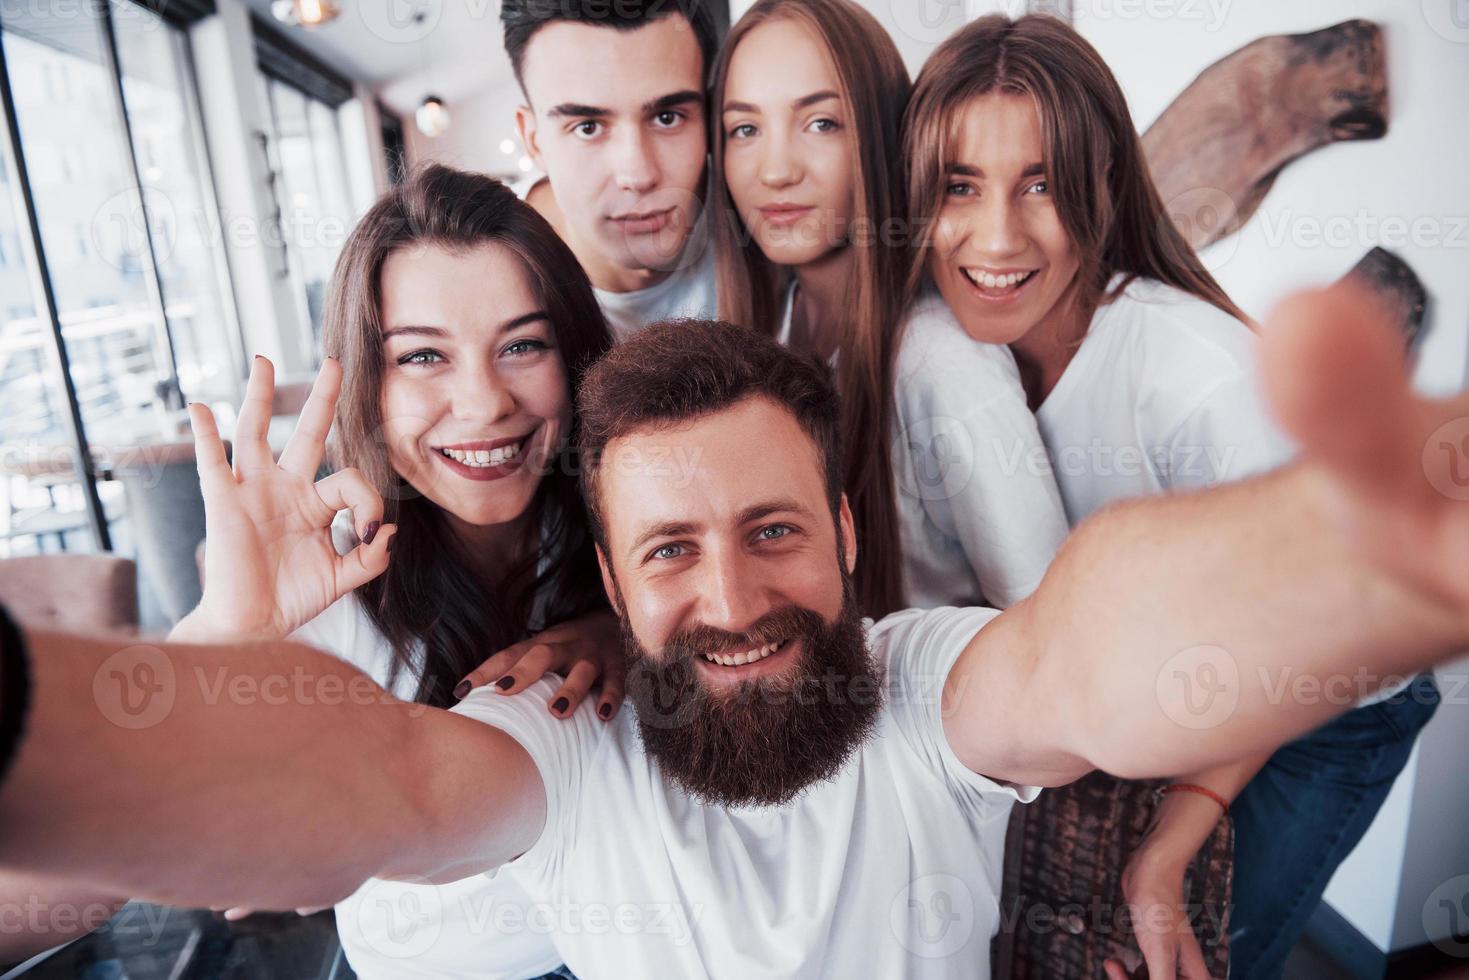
left=892, top=291, right=1071, bottom=609
left=1034, top=275, right=1294, bottom=523
left=516, top=175, right=718, bottom=342
left=292, top=594, right=566, bottom=980
left=424, top=604, right=1036, bottom=980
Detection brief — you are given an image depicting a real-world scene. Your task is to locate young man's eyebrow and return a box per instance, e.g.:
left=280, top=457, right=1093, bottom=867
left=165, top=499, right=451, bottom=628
left=723, top=90, right=840, bottom=116
left=644, top=90, right=704, bottom=115
left=547, top=103, right=610, bottom=119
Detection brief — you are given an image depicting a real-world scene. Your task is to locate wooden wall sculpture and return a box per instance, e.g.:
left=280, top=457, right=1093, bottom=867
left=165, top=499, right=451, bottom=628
left=1143, top=19, right=1388, bottom=251
left=1340, top=246, right=1429, bottom=348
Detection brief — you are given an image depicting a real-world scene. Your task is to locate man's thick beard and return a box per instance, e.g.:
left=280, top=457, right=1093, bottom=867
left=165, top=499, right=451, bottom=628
left=620, top=579, right=883, bottom=808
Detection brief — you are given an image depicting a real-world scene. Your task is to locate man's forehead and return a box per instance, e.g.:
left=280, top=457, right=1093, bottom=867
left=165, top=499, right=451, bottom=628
left=599, top=398, right=830, bottom=545
left=521, top=17, right=704, bottom=111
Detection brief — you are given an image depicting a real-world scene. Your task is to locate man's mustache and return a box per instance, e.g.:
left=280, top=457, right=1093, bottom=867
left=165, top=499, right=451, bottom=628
left=658, top=605, right=827, bottom=662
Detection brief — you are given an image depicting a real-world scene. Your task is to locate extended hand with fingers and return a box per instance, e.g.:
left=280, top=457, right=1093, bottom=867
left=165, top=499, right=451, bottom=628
left=1260, top=283, right=1469, bottom=620
left=173, top=356, right=397, bottom=642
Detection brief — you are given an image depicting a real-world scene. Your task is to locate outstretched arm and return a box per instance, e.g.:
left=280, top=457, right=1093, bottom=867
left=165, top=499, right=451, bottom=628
left=946, top=286, right=1467, bottom=786
left=0, top=627, right=543, bottom=912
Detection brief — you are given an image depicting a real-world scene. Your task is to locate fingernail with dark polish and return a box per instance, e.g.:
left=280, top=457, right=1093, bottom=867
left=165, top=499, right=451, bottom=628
left=363, top=521, right=381, bottom=545
left=495, top=676, right=515, bottom=691
left=598, top=703, right=612, bottom=720
left=553, top=697, right=569, bottom=714
left=452, top=680, right=470, bottom=700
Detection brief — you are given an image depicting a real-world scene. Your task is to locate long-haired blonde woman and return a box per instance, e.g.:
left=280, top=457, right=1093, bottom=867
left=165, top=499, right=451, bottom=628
left=712, top=0, right=1068, bottom=618
left=904, top=16, right=1439, bottom=979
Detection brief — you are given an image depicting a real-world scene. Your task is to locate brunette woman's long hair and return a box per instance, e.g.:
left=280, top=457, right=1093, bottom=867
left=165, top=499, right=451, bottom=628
left=323, top=164, right=613, bottom=706
left=903, top=14, right=1247, bottom=330
left=710, top=0, right=911, bottom=617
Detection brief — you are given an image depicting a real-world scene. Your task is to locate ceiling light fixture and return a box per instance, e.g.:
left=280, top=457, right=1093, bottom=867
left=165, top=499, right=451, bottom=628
left=271, top=0, right=340, bottom=29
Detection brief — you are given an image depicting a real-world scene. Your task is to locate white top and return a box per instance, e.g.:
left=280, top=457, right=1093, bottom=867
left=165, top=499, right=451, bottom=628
left=892, top=291, right=1071, bottom=608
left=1034, top=276, right=1294, bottom=522
left=1033, top=275, right=1406, bottom=705
left=292, top=593, right=565, bottom=980
left=429, top=604, right=1036, bottom=980
left=515, top=174, right=718, bottom=342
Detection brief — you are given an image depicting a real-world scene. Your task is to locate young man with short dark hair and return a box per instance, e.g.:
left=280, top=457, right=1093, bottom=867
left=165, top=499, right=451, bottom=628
left=502, top=0, right=720, bottom=339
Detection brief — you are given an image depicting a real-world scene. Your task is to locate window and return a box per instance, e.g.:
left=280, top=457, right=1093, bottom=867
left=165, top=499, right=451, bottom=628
left=259, top=74, right=353, bottom=362
left=0, top=0, right=240, bottom=563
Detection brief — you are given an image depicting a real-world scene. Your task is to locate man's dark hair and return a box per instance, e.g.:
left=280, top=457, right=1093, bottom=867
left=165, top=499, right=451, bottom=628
left=501, top=0, right=719, bottom=90
left=577, top=319, right=844, bottom=552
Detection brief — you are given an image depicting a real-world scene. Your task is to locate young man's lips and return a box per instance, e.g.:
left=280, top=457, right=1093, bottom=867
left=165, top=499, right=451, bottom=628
left=609, top=208, right=675, bottom=234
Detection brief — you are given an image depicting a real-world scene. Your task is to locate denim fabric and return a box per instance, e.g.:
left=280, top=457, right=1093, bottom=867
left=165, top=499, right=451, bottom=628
left=1228, top=673, right=1440, bottom=979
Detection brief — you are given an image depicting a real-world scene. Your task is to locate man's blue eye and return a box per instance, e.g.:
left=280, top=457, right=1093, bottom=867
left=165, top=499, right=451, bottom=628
left=760, top=525, right=791, bottom=540
left=652, top=544, right=683, bottom=560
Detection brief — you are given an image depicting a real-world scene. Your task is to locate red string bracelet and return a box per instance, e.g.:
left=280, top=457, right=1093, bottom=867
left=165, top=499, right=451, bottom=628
left=1161, top=783, right=1229, bottom=814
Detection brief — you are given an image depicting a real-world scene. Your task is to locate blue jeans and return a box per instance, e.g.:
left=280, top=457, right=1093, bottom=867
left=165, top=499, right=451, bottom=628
left=1228, top=673, right=1440, bottom=979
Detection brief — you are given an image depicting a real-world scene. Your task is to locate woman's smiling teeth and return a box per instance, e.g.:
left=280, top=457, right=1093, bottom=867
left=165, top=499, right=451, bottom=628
left=439, top=442, right=523, bottom=468
left=703, top=639, right=786, bottom=667
left=963, top=268, right=1036, bottom=290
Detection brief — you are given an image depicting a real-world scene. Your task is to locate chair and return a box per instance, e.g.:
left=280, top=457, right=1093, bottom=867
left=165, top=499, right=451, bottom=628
left=110, top=441, right=210, bottom=630
left=992, top=770, right=1233, bottom=978
left=0, top=553, right=138, bottom=632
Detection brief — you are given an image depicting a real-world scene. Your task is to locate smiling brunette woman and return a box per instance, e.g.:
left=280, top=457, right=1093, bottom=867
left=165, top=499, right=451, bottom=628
left=904, top=16, right=1439, bottom=979
left=168, top=164, right=619, bottom=980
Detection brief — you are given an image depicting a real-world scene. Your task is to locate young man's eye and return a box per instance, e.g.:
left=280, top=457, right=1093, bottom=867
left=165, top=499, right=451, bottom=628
left=650, top=543, right=684, bottom=561
left=573, top=120, right=602, bottom=138
left=397, top=349, right=443, bottom=366
left=653, top=111, right=683, bottom=129
left=757, top=524, right=793, bottom=542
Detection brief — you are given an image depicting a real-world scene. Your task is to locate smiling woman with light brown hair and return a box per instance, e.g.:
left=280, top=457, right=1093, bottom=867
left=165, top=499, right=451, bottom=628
left=902, top=16, right=1440, bottom=978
